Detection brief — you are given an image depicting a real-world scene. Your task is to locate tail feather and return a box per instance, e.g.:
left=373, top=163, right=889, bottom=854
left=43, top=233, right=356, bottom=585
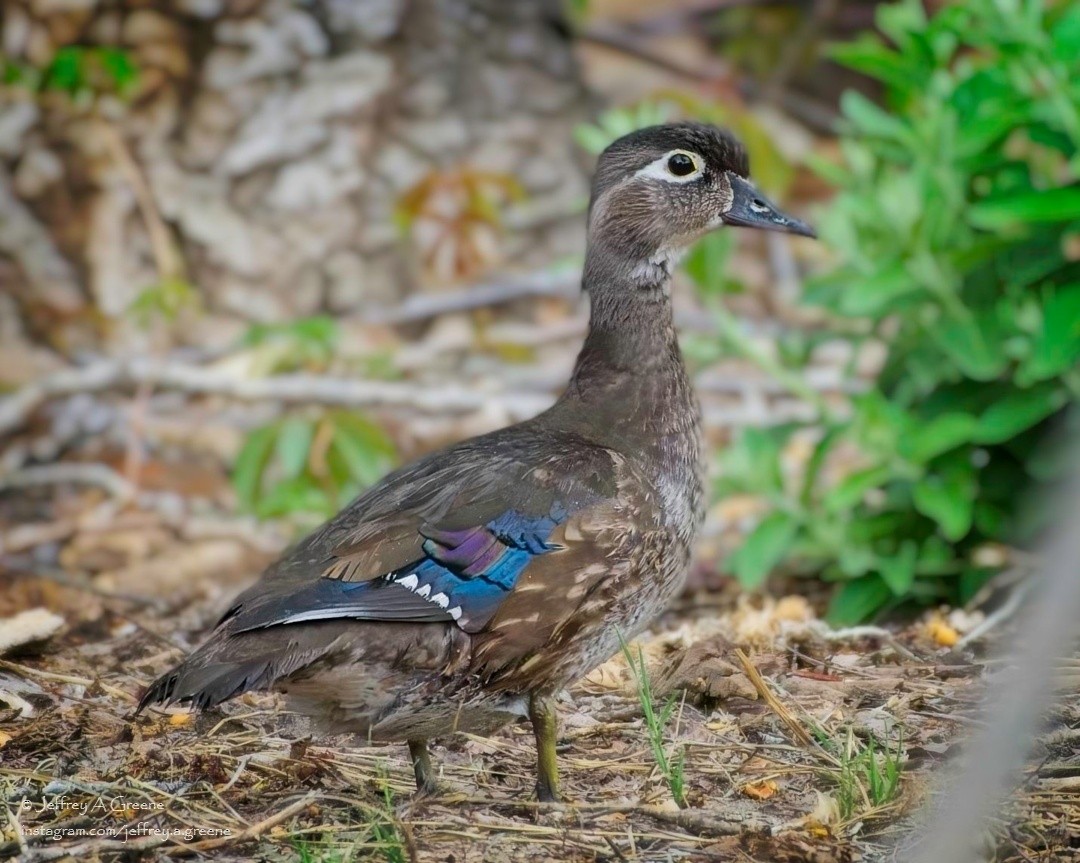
left=136, top=627, right=344, bottom=713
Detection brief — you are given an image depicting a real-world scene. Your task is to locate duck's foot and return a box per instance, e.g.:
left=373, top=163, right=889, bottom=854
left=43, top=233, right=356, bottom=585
left=529, top=692, right=562, bottom=804
left=408, top=739, right=442, bottom=797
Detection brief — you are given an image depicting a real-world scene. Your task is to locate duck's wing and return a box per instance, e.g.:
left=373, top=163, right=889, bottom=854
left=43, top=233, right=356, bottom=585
left=215, top=431, right=630, bottom=638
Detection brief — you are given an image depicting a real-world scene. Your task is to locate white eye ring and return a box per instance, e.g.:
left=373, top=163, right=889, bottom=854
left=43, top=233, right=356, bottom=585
left=634, top=149, right=704, bottom=184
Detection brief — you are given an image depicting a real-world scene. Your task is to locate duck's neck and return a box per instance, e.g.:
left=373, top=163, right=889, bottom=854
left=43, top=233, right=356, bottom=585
left=555, top=241, right=700, bottom=450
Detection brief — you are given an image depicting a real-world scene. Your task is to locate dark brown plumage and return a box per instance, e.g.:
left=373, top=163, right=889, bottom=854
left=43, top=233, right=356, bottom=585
left=138, top=122, right=814, bottom=799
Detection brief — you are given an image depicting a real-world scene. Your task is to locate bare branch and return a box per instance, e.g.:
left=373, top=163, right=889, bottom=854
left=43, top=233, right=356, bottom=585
left=0, top=358, right=555, bottom=438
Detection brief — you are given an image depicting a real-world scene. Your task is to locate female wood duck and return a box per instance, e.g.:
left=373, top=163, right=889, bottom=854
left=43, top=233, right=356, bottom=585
left=139, top=123, right=814, bottom=800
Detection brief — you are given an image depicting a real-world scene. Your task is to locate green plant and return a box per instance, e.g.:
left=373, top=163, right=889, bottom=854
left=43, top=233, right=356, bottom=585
left=706, top=0, right=1080, bottom=623
left=813, top=726, right=905, bottom=820
left=128, top=277, right=200, bottom=329
left=233, top=411, right=396, bottom=524
left=2, top=45, right=138, bottom=101
left=242, top=316, right=340, bottom=375
left=619, top=633, right=687, bottom=808
left=367, top=772, right=407, bottom=863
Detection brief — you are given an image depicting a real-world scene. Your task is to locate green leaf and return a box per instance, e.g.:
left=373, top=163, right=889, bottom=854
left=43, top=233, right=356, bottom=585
left=684, top=231, right=735, bottom=295
left=716, top=427, right=787, bottom=496
left=828, top=36, right=914, bottom=92
left=1023, top=284, right=1080, bottom=381
left=731, top=511, right=800, bottom=590
left=824, top=465, right=891, bottom=513
left=827, top=576, right=892, bottom=625
left=900, top=413, right=977, bottom=463
left=975, top=385, right=1066, bottom=443
left=931, top=313, right=1008, bottom=381
left=913, top=474, right=974, bottom=541
left=969, top=186, right=1080, bottom=229
left=232, top=424, right=279, bottom=510
left=275, top=418, right=315, bottom=480
left=878, top=540, right=918, bottom=596
left=1052, top=3, right=1080, bottom=61
left=255, top=477, right=334, bottom=520
left=841, top=91, right=915, bottom=145
left=837, top=264, right=921, bottom=317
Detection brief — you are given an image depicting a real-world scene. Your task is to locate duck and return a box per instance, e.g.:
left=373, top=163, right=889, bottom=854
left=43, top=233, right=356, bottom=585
left=138, top=122, right=814, bottom=801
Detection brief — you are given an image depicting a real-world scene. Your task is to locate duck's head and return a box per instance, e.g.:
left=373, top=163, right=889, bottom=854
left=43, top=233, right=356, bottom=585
left=587, top=122, right=815, bottom=285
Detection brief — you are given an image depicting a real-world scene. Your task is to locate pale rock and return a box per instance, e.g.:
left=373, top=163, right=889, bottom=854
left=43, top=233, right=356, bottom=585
left=276, top=204, right=357, bottom=260
left=87, top=9, right=123, bottom=43
left=288, top=263, right=326, bottom=315
left=123, top=9, right=183, bottom=44
left=175, top=0, right=222, bottom=16
left=324, top=250, right=368, bottom=311
left=31, top=0, right=96, bottom=13
left=0, top=169, right=83, bottom=312
left=13, top=146, right=63, bottom=197
left=86, top=182, right=150, bottom=316
left=401, top=116, right=470, bottom=159
left=401, top=78, right=449, bottom=115
left=0, top=100, right=38, bottom=157
left=150, top=158, right=278, bottom=276
left=219, top=52, right=391, bottom=175
left=356, top=221, right=399, bottom=254
left=137, top=41, right=191, bottom=77
left=2, top=6, right=31, bottom=56
left=180, top=90, right=238, bottom=167
left=266, top=129, right=365, bottom=211
left=372, top=141, right=432, bottom=193
left=0, top=608, right=64, bottom=656
left=218, top=275, right=291, bottom=322
left=208, top=7, right=327, bottom=87
left=325, top=0, right=404, bottom=40
left=518, top=155, right=564, bottom=191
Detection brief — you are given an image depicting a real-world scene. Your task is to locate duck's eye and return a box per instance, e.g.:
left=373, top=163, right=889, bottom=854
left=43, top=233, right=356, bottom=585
left=667, top=153, right=697, bottom=177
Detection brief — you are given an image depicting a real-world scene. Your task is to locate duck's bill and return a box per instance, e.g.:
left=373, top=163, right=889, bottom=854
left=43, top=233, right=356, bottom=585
left=722, top=173, right=816, bottom=238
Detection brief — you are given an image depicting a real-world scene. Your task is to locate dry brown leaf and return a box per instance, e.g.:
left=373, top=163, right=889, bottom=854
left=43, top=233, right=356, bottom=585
left=742, top=779, right=779, bottom=800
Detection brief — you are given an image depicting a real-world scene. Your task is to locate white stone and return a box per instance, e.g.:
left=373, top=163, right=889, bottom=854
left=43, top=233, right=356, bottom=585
left=0, top=101, right=38, bottom=157
left=219, top=53, right=389, bottom=175
left=13, top=146, right=62, bottom=197
left=325, top=0, right=404, bottom=40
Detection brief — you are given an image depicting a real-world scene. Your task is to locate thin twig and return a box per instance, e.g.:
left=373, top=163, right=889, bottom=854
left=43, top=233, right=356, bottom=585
left=734, top=648, right=827, bottom=758
left=0, top=357, right=554, bottom=436
left=364, top=273, right=579, bottom=324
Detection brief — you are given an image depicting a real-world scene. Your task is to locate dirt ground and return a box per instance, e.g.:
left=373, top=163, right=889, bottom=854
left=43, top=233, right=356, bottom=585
left=3, top=504, right=1079, bottom=863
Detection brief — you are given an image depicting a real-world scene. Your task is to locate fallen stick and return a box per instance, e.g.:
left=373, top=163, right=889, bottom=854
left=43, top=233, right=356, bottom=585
left=0, top=357, right=554, bottom=437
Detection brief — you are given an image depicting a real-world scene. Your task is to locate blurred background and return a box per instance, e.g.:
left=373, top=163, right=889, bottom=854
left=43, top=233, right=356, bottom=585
left=3, top=0, right=1076, bottom=623
left=1, top=1, right=1079, bottom=859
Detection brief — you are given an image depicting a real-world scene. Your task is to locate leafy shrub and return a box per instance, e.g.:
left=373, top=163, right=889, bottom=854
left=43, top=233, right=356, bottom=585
left=718, top=0, right=1080, bottom=622
left=233, top=411, right=396, bottom=525
left=229, top=318, right=397, bottom=524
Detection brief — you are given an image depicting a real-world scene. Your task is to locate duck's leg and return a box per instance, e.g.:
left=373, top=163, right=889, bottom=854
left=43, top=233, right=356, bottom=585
left=528, top=692, right=561, bottom=802
left=408, top=739, right=438, bottom=795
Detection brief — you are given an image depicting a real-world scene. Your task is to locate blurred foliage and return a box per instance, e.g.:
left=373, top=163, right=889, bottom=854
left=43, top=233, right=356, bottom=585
left=1, top=45, right=138, bottom=102
left=241, top=316, right=340, bottom=375
left=230, top=317, right=397, bottom=524
left=395, top=168, right=526, bottom=283
left=127, top=278, right=201, bottom=330
left=233, top=411, right=397, bottom=525
left=711, top=0, right=1080, bottom=623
